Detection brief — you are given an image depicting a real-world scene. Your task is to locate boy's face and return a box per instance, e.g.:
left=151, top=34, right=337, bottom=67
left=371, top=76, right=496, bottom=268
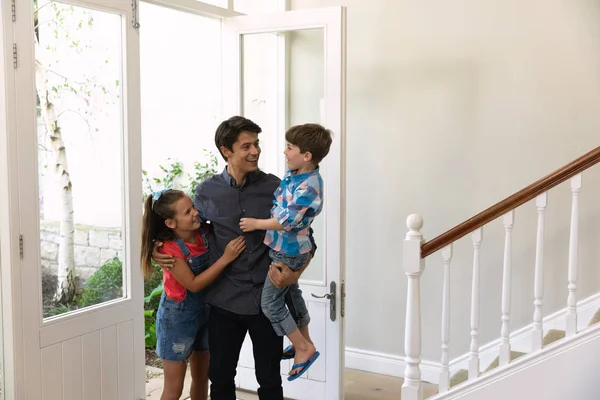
left=284, top=142, right=311, bottom=171
left=222, top=131, right=261, bottom=175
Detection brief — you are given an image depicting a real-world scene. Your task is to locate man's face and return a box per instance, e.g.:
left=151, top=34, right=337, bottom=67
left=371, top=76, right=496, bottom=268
left=225, top=131, right=261, bottom=174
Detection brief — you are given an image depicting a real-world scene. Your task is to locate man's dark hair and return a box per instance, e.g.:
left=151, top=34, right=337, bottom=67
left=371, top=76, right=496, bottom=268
left=285, top=123, right=333, bottom=165
left=214, top=116, right=262, bottom=161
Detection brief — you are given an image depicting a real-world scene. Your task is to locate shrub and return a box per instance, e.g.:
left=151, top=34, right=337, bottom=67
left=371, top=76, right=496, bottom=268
left=77, top=257, right=123, bottom=308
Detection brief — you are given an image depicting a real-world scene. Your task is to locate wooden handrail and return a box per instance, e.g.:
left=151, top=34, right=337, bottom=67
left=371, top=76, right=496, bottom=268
left=421, top=145, right=600, bottom=258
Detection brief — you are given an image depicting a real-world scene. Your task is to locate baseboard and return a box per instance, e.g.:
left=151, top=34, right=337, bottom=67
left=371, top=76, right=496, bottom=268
left=345, top=292, right=600, bottom=383
left=344, top=347, right=441, bottom=384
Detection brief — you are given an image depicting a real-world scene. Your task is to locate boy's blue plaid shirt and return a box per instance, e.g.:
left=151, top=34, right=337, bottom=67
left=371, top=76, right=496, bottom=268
left=264, top=167, right=323, bottom=256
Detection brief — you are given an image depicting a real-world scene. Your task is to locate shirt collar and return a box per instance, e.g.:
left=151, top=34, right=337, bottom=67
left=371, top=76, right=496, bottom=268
left=221, top=166, right=260, bottom=188
left=284, top=166, right=320, bottom=182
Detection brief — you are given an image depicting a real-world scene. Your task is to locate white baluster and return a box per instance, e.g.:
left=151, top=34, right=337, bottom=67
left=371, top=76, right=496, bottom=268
left=402, top=214, right=425, bottom=400
left=566, top=174, right=581, bottom=336
left=469, top=228, right=483, bottom=379
left=532, top=192, right=547, bottom=351
left=499, top=210, right=514, bottom=366
left=439, top=244, right=452, bottom=393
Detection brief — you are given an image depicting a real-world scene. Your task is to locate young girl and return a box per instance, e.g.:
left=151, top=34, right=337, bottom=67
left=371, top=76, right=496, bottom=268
left=141, top=189, right=245, bottom=400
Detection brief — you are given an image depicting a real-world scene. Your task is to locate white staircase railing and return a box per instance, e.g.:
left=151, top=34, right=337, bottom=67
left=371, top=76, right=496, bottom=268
left=401, top=146, right=600, bottom=400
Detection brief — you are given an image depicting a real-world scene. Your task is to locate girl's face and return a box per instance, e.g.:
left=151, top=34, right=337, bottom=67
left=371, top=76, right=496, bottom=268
left=166, top=195, right=200, bottom=232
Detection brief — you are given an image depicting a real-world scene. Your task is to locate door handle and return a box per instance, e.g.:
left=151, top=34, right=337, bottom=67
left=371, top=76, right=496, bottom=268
left=311, top=293, right=333, bottom=300
left=311, top=281, right=336, bottom=322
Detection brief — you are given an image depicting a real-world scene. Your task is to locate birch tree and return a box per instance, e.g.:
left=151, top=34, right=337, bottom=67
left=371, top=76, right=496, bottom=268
left=35, top=0, right=119, bottom=303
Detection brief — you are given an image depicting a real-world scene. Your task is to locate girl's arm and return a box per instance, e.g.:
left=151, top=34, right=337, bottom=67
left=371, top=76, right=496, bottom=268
left=168, top=236, right=245, bottom=293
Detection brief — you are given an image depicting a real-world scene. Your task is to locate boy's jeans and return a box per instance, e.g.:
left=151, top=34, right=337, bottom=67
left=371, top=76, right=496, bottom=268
left=261, top=250, right=311, bottom=336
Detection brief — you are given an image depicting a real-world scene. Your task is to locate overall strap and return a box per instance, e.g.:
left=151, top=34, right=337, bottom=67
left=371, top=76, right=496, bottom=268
left=173, top=237, right=191, bottom=258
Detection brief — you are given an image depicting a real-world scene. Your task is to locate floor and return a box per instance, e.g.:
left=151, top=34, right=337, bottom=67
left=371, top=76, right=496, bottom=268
left=146, top=366, right=438, bottom=400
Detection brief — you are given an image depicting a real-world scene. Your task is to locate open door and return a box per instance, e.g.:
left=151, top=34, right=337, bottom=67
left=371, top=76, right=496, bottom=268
left=7, top=0, right=145, bottom=398
left=223, top=7, right=347, bottom=400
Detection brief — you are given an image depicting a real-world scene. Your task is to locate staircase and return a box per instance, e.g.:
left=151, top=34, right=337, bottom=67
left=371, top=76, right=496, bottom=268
left=401, top=146, right=600, bottom=400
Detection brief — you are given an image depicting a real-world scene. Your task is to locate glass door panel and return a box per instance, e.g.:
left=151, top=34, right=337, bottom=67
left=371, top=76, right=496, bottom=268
left=35, top=0, right=126, bottom=318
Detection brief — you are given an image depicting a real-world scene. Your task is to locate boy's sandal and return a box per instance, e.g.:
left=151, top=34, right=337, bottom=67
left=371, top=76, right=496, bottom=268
left=288, top=351, right=320, bottom=382
left=282, top=345, right=295, bottom=360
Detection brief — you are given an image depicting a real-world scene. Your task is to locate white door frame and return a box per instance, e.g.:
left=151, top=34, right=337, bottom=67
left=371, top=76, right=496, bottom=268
left=5, top=0, right=145, bottom=398
left=0, top=0, right=24, bottom=398
left=222, top=7, right=347, bottom=399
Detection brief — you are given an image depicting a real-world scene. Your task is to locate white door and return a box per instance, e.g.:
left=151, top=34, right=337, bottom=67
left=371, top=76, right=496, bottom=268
left=222, top=7, right=347, bottom=400
left=7, top=0, right=145, bottom=398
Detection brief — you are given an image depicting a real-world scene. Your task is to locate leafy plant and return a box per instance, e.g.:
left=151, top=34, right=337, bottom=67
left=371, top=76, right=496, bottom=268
left=77, top=257, right=123, bottom=308
left=144, top=277, right=163, bottom=349
left=47, top=303, right=73, bottom=317
left=184, top=150, right=219, bottom=198
left=142, top=150, right=218, bottom=199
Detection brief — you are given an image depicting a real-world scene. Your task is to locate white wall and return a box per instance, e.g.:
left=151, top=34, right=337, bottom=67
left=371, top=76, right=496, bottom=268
left=291, top=0, right=600, bottom=364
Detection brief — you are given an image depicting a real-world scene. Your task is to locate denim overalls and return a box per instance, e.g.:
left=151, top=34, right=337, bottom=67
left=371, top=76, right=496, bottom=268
left=155, top=230, right=211, bottom=361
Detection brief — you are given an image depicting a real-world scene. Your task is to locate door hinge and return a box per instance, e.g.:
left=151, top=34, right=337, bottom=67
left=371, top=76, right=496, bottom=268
left=11, top=0, right=16, bottom=21
left=341, top=281, right=346, bottom=318
left=19, top=234, right=23, bottom=259
left=131, top=0, right=140, bottom=29
left=12, top=43, right=17, bottom=69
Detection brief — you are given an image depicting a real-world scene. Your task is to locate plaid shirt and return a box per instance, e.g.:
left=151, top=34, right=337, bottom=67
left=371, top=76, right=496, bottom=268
left=264, top=167, right=323, bottom=255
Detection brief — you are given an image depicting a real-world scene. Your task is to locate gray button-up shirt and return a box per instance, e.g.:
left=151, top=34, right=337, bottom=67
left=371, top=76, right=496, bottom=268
left=194, top=167, right=315, bottom=315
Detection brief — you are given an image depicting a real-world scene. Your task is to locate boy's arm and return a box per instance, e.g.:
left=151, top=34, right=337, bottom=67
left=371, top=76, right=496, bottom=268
left=240, top=217, right=283, bottom=232
left=276, top=177, right=323, bottom=231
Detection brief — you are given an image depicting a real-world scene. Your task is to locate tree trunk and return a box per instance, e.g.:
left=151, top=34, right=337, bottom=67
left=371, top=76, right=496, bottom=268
left=35, top=58, right=77, bottom=304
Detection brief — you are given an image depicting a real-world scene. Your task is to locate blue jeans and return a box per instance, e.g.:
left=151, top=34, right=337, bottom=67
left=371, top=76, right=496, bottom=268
left=261, top=250, right=311, bottom=336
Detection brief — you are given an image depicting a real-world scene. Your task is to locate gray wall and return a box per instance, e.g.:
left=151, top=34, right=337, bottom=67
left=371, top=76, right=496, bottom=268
left=40, top=221, right=123, bottom=281
left=291, top=0, right=600, bottom=362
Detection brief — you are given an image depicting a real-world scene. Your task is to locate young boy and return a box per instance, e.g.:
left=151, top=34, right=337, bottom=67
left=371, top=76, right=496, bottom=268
left=239, top=123, right=332, bottom=381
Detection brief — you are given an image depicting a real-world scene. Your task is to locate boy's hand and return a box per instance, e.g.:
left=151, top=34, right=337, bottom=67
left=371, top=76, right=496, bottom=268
left=239, top=218, right=258, bottom=232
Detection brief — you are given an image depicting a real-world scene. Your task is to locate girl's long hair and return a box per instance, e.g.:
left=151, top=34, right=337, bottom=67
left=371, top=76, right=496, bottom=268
left=140, top=189, right=186, bottom=279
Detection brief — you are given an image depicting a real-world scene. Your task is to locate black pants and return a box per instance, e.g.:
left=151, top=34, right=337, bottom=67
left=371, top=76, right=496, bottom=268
left=208, top=305, right=284, bottom=400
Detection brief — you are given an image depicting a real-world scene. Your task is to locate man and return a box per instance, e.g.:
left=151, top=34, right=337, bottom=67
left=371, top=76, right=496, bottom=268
left=153, top=116, right=315, bottom=400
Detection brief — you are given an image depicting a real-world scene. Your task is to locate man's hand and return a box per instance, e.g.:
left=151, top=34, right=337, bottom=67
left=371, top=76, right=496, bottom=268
left=268, top=254, right=312, bottom=288
left=152, top=241, right=175, bottom=270
left=268, top=262, right=299, bottom=288
left=239, top=218, right=258, bottom=233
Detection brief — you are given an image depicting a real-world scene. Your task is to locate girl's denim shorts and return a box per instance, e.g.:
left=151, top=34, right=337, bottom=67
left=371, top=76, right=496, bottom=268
left=155, top=294, right=210, bottom=362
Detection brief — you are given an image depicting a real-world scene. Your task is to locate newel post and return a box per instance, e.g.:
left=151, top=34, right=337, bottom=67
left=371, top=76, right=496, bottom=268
left=402, top=214, right=425, bottom=400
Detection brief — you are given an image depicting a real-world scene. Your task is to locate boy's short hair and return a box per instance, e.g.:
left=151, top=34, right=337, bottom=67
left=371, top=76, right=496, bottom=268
left=285, top=123, right=333, bottom=165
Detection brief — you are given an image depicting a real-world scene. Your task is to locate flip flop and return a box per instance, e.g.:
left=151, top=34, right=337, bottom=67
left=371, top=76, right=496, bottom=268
left=282, top=345, right=295, bottom=360
left=288, top=351, right=320, bottom=382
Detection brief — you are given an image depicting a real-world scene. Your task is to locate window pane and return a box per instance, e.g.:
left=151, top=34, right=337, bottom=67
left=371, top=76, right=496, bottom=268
left=139, top=5, right=221, bottom=204
left=35, top=1, right=126, bottom=318
left=240, top=29, right=326, bottom=283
